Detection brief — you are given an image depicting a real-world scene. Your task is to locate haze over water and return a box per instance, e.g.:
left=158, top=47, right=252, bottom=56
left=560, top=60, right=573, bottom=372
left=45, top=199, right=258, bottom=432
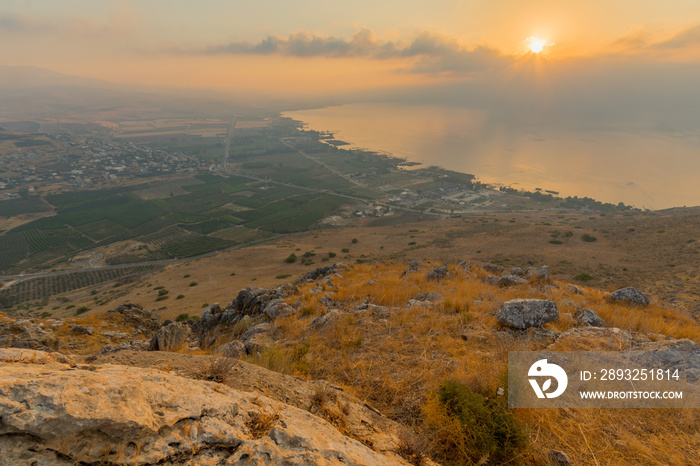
left=287, top=103, right=700, bottom=210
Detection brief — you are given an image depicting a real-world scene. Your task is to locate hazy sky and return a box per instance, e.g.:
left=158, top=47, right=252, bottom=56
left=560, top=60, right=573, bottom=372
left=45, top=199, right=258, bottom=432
left=2, top=0, right=700, bottom=95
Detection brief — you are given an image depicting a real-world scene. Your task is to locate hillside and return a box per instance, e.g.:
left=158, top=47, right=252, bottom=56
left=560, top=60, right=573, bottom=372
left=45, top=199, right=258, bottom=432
left=1, top=257, right=698, bottom=464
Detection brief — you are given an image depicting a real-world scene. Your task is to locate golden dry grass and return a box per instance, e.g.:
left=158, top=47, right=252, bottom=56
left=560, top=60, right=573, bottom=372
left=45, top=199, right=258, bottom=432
left=249, top=262, right=700, bottom=464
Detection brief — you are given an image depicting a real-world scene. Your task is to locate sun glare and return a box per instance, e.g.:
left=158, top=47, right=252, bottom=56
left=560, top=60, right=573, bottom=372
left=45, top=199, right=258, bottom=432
left=527, top=37, right=547, bottom=53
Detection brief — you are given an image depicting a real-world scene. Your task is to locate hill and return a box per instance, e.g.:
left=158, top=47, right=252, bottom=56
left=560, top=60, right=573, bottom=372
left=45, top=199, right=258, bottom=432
left=1, top=257, right=698, bottom=464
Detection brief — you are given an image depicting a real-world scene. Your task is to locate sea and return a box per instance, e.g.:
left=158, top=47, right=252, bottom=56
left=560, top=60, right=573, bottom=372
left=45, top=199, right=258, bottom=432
left=285, top=103, right=700, bottom=210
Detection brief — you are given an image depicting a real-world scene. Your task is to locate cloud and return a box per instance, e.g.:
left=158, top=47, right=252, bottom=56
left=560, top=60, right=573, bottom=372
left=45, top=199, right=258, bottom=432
left=194, top=28, right=509, bottom=75
left=202, top=28, right=397, bottom=58
left=0, top=14, right=54, bottom=33
left=608, top=23, right=700, bottom=55
left=0, top=6, right=137, bottom=39
left=652, top=24, right=700, bottom=50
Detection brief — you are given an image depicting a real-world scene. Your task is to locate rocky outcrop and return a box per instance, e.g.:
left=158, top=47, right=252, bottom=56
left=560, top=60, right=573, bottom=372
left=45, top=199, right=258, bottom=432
left=401, top=261, right=421, bottom=277
left=106, top=303, right=161, bottom=336
left=496, top=275, right=527, bottom=288
left=297, top=265, right=338, bottom=284
left=482, top=263, right=503, bottom=275
left=193, top=286, right=293, bottom=348
left=605, top=287, right=650, bottom=306
left=496, top=299, right=559, bottom=329
left=0, top=320, right=57, bottom=351
left=0, top=359, right=406, bottom=465
left=526, top=265, right=550, bottom=282
left=574, top=308, right=607, bottom=327
left=150, top=322, right=192, bottom=352
left=214, top=340, right=246, bottom=359
left=426, top=264, right=449, bottom=281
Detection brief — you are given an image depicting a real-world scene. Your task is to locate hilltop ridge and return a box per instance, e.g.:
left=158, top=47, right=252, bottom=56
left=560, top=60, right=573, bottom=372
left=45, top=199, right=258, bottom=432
left=1, top=259, right=698, bottom=464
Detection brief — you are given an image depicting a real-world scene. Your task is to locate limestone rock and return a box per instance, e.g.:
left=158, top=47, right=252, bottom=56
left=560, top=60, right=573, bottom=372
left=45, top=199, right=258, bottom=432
left=481, top=276, right=500, bottom=286
left=214, top=340, right=246, bottom=359
left=482, top=263, right=503, bottom=275
left=99, top=339, right=150, bottom=355
left=426, top=264, right=449, bottom=281
left=549, top=450, right=571, bottom=465
left=605, top=287, right=650, bottom=306
left=149, top=322, right=192, bottom=352
left=497, top=275, right=527, bottom=288
left=574, top=308, right=607, bottom=327
left=526, top=265, right=550, bottom=282
left=264, top=298, right=293, bottom=319
left=496, top=299, right=559, bottom=329
left=0, top=361, right=406, bottom=465
left=510, top=267, right=524, bottom=276
left=566, top=285, right=583, bottom=295
left=297, top=265, right=337, bottom=284
left=106, top=303, right=161, bottom=336
left=401, top=261, right=421, bottom=277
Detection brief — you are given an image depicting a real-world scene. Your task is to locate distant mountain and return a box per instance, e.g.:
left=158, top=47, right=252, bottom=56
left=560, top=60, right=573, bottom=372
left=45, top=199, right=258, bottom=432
left=0, top=64, right=113, bottom=90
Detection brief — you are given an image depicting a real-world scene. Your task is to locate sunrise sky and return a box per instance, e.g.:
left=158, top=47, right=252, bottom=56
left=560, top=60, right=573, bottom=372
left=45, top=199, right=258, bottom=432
left=2, top=0, right=700, bottom=96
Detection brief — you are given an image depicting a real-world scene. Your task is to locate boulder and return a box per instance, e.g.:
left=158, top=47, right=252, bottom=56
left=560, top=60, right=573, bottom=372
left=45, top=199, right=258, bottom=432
left=566, top=285, right=583, bottom=295
left=297, top=265, right=337, bottom=284
left=0, top=361, right=406, bottom=465
left=482, top=263, right=503, bottom=275
left=510, top=267, right=524, bottom=276
left=0, top=323, right=58, bottom=351
left=214, top=340, right=246, bottom=359
left=605, top=287, right=650, bottom=306
left=401, top=261, right=421, bottom=277
left=496, top=275, right=527, bottom=288
left=149, top=322, right=192, bottom=352
left=480, top=276, right=500, bottom=286
left=496, top=299, right=559, bottom=329
left=105, top=303, right=160, bottom=336
left=410, top=292, right=444, bottom=303
left=264, top=298, right=294, bottom=319
left=549, top=450, right=571, bottom=465
left=426, top=264, right=449, bottom=281
left=574, top=308, right=607, bottom=327
left=309, top=310, right=341, bottom=329
left=526, top=265, right=550, bottom=282
left=70, top=325, right=94, bottom=335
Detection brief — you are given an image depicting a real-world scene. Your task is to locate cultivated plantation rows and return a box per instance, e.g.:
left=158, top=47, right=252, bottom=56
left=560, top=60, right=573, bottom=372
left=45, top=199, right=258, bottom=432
left=0, top=265, right=159, bottom=308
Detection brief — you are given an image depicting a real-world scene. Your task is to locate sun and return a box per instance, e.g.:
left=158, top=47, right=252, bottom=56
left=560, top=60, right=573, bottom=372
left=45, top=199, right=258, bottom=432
left=527, top=36, right=547, bottom=53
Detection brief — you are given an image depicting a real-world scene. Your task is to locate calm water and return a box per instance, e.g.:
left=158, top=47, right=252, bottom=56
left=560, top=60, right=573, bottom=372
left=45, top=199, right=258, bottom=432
left=285, top=103, right=700, bottom=210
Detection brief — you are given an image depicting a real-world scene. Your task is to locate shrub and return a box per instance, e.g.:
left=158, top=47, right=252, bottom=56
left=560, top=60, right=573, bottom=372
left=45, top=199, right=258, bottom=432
left=424, top=380, right=527, bottom=465
left=155, top=295, right=169, bottom=302
left=189, top=282, right=198, bottom=287
left=158, top=288, right=169, bottom=296
left=284, top=253, right=297, bottom=263
left=351, top=238, right=358, bottom=244
left=40, top=312, right=52, bottom=318
left=302, top=251, right=316, bottom=258
left=75, top=306, right=89, bottom=315
left=574, top=272, right=594, bottom=281
left=408, top=241, right=417, bottom=246
left=550, top=230, right=561, bottom=238
left=175, top=313, right=189, bottom=322
left=549, top=239, right=563, bottom=244
left=276, top=274, right=291, bottom=279
left=190, top=355, right=235, bottom=384
left=176, top=294, right=185, bottom=299
left=563, top=230, right=574, bottom=237
left=183, top=274, right=191, bottom=278
left=328, top=252, right=336, bottom=258
left=581, top=233, right=597, bottom=242
left=342, top=248, right=350, bottom=253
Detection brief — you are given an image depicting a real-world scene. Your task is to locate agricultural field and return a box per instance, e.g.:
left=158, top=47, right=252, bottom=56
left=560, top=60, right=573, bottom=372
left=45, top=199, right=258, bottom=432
left=0, top=265, right=160, bottom=309
left=0, top=170, right=354, bottom=274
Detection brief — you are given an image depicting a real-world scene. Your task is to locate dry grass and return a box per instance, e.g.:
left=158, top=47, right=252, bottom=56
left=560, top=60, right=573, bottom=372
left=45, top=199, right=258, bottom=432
left=243, top=262, right=700, bottom=465
left=188, top=355, right=236, bottom=384
left=245, top=407, right=280, bottom=440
